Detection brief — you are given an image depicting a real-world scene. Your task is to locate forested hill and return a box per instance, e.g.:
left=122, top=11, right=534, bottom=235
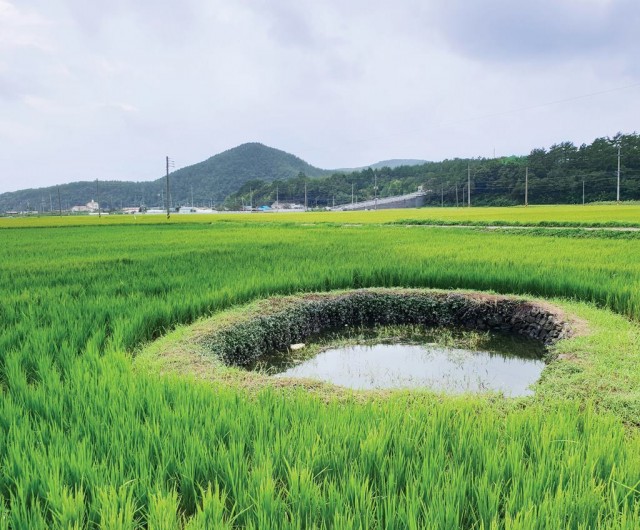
left=367, top=159, right=428, bottom=170
left=162, top=142, right=329, bottom=206
left=338, top=159, right=428, bottom=172
left=226, top=133, right=640, bottom=209
left=3, top=134, right=640, bottom=212
left=0, top=143, right=330, bottom=212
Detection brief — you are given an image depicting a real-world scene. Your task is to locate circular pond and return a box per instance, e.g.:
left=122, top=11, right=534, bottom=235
left=191, top=288, right=572, bottom=394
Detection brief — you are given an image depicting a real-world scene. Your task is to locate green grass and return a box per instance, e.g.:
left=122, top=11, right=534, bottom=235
left=1, top=215, right=640, bottom=527
left=536, top=301, right=640, bottom=423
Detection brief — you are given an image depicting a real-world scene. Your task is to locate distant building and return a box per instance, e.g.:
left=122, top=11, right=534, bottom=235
left=271, top=201, right=304, bottom=210
left=175, top=207, right=217, bottom=214
left=71, top=200, right=99, bottom=213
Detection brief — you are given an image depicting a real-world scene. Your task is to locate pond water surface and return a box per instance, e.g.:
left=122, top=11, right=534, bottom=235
left=251, top=334, right=546, bottom=396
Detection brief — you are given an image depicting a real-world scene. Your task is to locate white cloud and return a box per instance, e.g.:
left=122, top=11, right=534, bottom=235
left=424, top=0, right=640, bottom=69
left=0, top=0, right=53, bottom=52
left=0, top=0, right=639, bottom=192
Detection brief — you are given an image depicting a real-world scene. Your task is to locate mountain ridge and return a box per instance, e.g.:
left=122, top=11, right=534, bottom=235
left=336, top=159, right=429, bottom=172
left=0, top=143, right=330, bottom=211
left=0, top=143, right=432, bottom=212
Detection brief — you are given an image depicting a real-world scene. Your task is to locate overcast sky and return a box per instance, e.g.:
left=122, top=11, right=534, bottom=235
left=1, top=0, right=639, bottom=192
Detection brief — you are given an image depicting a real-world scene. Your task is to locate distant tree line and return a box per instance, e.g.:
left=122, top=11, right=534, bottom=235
left=226, top=133, right=640, bottom=209
left=0, top=143, right=328, bottom=213
left=3, top=135, right=639, bottom=213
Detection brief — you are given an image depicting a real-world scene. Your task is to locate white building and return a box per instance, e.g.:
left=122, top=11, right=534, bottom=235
left=70, top=200, right=99, bottom=213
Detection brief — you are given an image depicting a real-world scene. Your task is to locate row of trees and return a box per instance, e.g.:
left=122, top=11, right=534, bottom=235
left=4, top=134, right=639, bottom=213
left=225, top=133, right=640, bottom=209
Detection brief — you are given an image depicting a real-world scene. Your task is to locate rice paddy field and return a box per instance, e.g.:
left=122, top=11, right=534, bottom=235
left=1, top=205, right=640, bottom=528
left=2, top=203, right=640, bottom=229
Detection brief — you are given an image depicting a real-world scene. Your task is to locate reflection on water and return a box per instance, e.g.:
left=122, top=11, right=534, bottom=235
left=252, top=336, right=546, bottom=396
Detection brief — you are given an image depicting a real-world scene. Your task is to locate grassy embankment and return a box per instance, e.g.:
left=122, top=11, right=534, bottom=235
left=0, top=213, right=639, bottom=527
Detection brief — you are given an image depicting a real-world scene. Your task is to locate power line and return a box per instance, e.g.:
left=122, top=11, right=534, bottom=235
left=315, top=85, right=640, bottom=160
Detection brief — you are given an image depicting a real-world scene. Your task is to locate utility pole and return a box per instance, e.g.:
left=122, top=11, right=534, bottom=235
left=441, top=185, right=444, bottom=207
left=96, top=179, right=101, bottom=218
left=617, top=144, right=621, bottom=203
left=455, top=184, right=459, bottom=207
left=166, top=156, right=171, bottom=219
left=191, top=185, right=194, bottom=208
left=57, top=186, right=62, bottom=216
left=304, top=182, right=307, bottom=211
left=467, top=164, right=471, bottom=207
left=332, top=195, right=335, bottom=208
left=374, top=175, right=378, bottom=210
left=276, top=185, right=279, bottom=210
left=525, top=167, right=528, bottom=207
left=582, top=179, right=585, bottom=205
left=351, top=183, right=354, bottom=205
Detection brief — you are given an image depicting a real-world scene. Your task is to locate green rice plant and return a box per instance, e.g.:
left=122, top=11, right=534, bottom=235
left=183, top=484, right=234, bottom=530
left=147, top=489, right=180, bottom=530
left=0, top=217, right=638, bottom=527
left=95, top=484, right=138, bottom=530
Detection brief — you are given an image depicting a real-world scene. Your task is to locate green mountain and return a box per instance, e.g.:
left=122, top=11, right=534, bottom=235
left=162, top=143, right=329, bottom=208
left=228, top=133, right=640, bottom=208
left=0, top=143, right=329, bottom=212
left=335, top=159, right=428, bottom=173
left=5, top=134, right=639, bottom=212
left=368, top=159, right=428, bottom=169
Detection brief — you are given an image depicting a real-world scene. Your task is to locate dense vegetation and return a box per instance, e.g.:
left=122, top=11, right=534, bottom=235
left=0, top=143, right=328, bottom=213
left=3, top=133, right=640, bottom=214
left=202, top=290, right=566, bottom=366
left=1, top=211, right=640, bottom=527
left=227, top=133, right=640, bottom=208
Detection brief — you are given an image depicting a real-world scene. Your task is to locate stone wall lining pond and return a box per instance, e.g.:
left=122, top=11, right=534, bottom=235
left=199, top=289, right=574, bottom=366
